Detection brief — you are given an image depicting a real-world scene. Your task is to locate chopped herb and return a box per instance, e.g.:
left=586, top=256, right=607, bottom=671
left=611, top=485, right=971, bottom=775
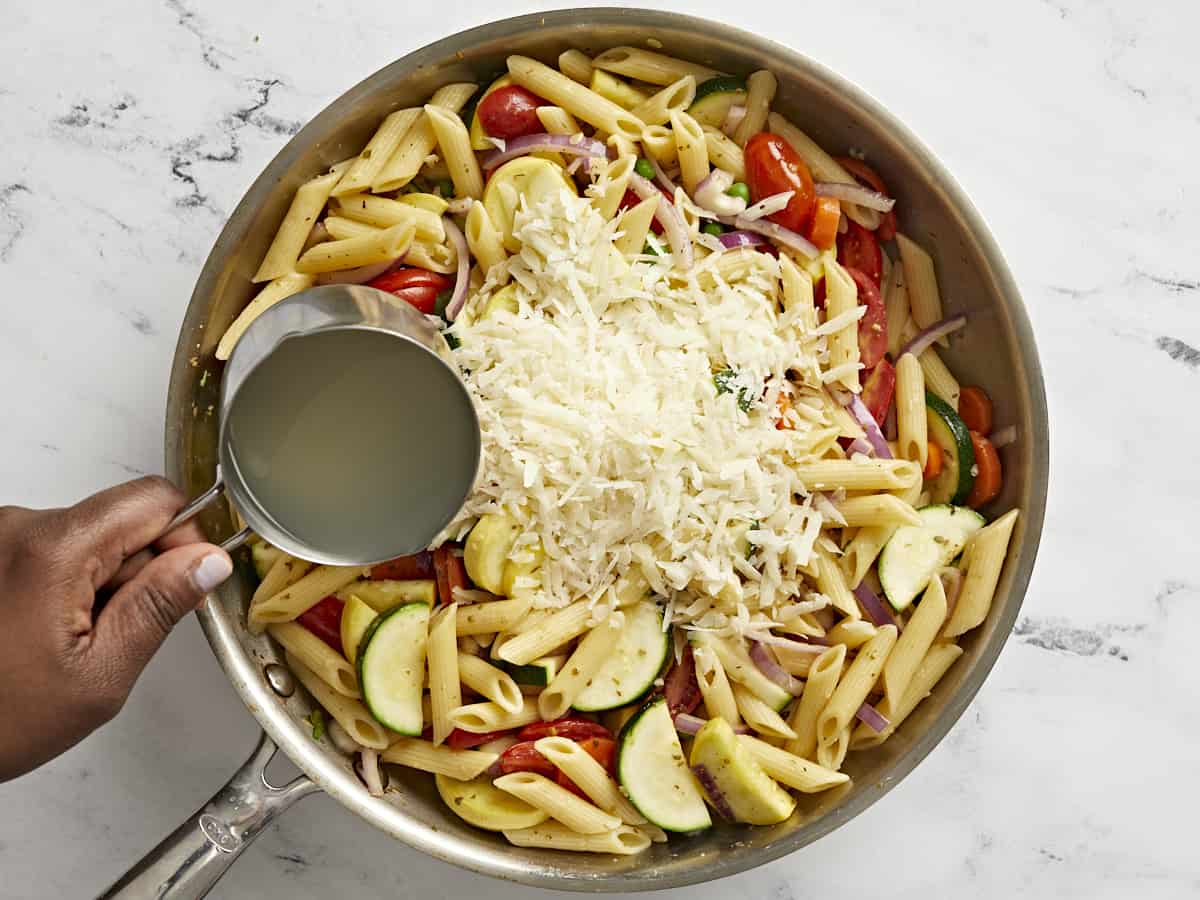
left=307, top=709, right=326, bottom=741
left=714, top=368, right=753, bottom=412
left=436, top=179, right=455, bottom=198
left=701, top=222, right=726, bottom=237
left=445, top=332, right=461, bottom=350
left=634, top=157, right=655, bottom=180
left=643, top=240, right=662, bottom=257
left=198, top=369, right=209, bottom=387
left=726, top=182, right=751, bottom=203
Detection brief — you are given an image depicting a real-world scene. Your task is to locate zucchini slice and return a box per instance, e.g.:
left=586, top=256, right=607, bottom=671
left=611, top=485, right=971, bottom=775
left=505, top=654, right=565, bottom=687
left=357, top=602, right=430, bottom=735
left=618, top=697, right=711, bottom=833
left=688, top=76, right=748, bottom=127
left=436, top=773, right=548, bottom=831
left=339, top=594, right=378, bottom=665
left=689, top=717, right=795, bottom=825
left=573, top=602, right=669, bottom=712
left=482, top=157, right=577, bottom=253
left=925, top=392, right=976, bottom=505
left=464, top=513, right=522, bottom=594
left=337, top=579, right=436, bottom=612
left=878, top=505, right=985, bottom=611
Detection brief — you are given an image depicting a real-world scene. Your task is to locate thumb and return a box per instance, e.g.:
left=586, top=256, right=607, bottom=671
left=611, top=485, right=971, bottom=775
left=92, top=544, right=233, bottom=679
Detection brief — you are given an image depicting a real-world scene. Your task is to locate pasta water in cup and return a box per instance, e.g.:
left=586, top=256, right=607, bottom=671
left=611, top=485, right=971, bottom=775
left=169, top=283, right=480, bottom=566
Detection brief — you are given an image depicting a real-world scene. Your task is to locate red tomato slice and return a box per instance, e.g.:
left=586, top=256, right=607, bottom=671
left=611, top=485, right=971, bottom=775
left=860, top=358, right=897, bottom=426
left=835, top=156, right=897, bottom=242
left=477, top=85, right=547, bottom=141
left=497, top=740, right=556, bottom=777
left=446, top=728, right=511, bottom=750
left=367, top=267, right=453, bottom=315
left=432, top=545, right=470, bottom=606
left=577, top=736, right=617, bottom=774
left=837, top=222, right=882, bottom=288
left=296, top=596, right=345, bottom=654
left=663, top=646, right=702, bottom=717
left=744, top=133, right=816, bottom=233
left=368, top=551, right=435, bottom=581
left=845, top=266, right=888, bottom=370
left=517, top=718, right=612, bottom=742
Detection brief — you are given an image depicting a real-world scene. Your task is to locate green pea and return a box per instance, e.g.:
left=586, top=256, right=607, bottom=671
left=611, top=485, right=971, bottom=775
left=634, top=157, right=656, bottom=180
left=726, top=182, right=751, bottom=202
left=701, top=222, right=726, bottom=237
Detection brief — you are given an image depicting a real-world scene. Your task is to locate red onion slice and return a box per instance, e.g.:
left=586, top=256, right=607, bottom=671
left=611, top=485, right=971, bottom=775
left=749, top=641, right=805, bottom=696
left=938, top=567, right=964, bottom=621
left=716, top=230, right=767, bottom=250
left=445, top=197, right=473, bottom=215
left=359, top=748, right=385, bottom=796
left=721, top=103, right=747, bottom=137
left=847, top=437, right=874, bottom=457
left=897, top=314, right=967, bottom=359
left=630, top=173, right=693, bottom=270
left=674, top=713, right=751, bottom=736
left=853, top=582, right=899, bottom=630
left=843, top=392, right=893, bottom=459
left=481, top=133, right=608, bottom=170
left=442, top=216, right=470, bottom=322
left=815, top=181, right=896, bottom=213
left=990, top=425, right=1017, bottom=449
left=691, top=764, right=736, bottom=820
left=316, top=259, right=399, bottom=286
left=664, top=646, right=703, bottom=716
left=855, top=701, right=890, bottom=733
left=694, top=169, right=745, bottom=217
left=727, top=214, right=819, bottom=259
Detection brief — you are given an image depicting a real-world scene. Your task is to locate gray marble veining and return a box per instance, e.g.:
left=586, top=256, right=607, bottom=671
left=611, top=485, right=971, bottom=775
left=1, top=0, right=1198, bottom=897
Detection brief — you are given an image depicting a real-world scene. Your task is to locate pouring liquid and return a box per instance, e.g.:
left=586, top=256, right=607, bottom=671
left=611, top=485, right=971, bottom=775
left=223, top=327, right=478, bottom=563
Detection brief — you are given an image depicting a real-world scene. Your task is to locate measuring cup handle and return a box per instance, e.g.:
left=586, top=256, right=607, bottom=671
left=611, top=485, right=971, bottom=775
left=163, top=475, right=226, bottom=536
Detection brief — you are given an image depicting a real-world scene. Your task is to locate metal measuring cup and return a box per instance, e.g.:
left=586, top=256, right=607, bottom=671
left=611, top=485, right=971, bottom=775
left=164, top=284, right=481, bottom=565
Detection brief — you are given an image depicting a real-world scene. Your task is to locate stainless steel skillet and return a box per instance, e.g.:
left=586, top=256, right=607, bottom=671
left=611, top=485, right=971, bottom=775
left=104, top=8, right=1049, bottom=897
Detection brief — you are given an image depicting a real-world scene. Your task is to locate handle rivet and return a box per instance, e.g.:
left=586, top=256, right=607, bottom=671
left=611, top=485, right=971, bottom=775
left=264, top=663, right=296, bottom=697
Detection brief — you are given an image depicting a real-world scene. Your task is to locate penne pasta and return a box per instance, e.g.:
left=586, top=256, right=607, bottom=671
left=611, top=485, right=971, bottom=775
left=465, top=201, right=507, bottom=274
left=503, top=822, right=650, bottom=855
left=248, top=553, right=313, bottom=633
left=448, top=701, right=542, bottom=734
left=494, top=772, right=623, bottom=834
left=590, top=46, right=719, bottom=86
left=425, top=105, right=484, bottom=200
left=733, top=70, right=777, bottom=146
left=825, top=617, right=878, bottom=650
left=382, top=737, right=498, bottom=781
left=823, top=258, right=863, bottom=392
left=269, top=622, right=359, bottom=698
left=882, top=575, right=947, bottom=705
left=534, top=736, right=645, bottom=824
left=557, top=49, right=594, bottom=84
left=732, top=683, right=796, bottom=739
left=701, top=125, right=746, bottom=181
left=457, top=653, right=523, bottom=713
left=816, top=625, right=898, bottom=757
left=333, top=108, right=422, bottom=197
left=294, top=222, right=414, bottom=274
left=535, top=105, right=581, bottom=135
left=538, top=616, right=623, bottom=721
left=372, top=82, right=476, bottom=192
left=217, top=272, right=315, bottom=361
left=589, top=69, right=651, bottom=110
left=252, top=171, right=341, bottom=282
left=249, top=564, right=367, bottom=627
left=457, top=597, right=531, bottom=637
left=632, top=76, right=696, bottom=127
left=427, top=604, right=462, bottom=744
left=944, top=509, right=1019, bottom=637
left=884, top=254, right=911, bottom=359
left=641, top=124, right=679, bottom=166
left=614, top=195, right=659, bottom=257
left=835, top=494, right=922, bottom=528
left=814, top=545, right=859, bottom=618
left=693, top=642, right=741, bottom=726
left=507, top=56, right=644, bottom=142
left=896, top=233, right=944, bottom=335
left=895, top=353, right=928, bottom=467
left=592, top=155, right=636, bottom=221
left=287, top=653, right=388, bottom=750
left=853, top=642, right=964, bottom=748
left=328, top=194, right=445, bottom=242
left=738, top=734, right=850, bottom=792
left=670, top=110, right=709, bottom=195
left=792, top=459, right=923, bottom=492
left=785, top=644, right=846, bottom=759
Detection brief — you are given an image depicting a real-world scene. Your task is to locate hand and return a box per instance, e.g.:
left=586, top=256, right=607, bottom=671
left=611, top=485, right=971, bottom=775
left=0, top=476, right=233, bottom=782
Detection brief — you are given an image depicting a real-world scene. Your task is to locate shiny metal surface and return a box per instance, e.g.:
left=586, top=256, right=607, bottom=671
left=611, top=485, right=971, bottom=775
left=168, top=284, right=480, bottom=568
left=98, top=735, right=319, bottom=899
left=151, top=7, right=1047, bottom=893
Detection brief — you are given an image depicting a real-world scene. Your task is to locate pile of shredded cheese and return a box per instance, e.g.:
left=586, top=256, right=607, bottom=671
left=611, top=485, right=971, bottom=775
left=443, top=186, right=849, bottom=638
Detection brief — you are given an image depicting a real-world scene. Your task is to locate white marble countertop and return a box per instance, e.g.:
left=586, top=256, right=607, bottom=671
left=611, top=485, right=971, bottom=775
left=2, top=0, right=1198, bottom=897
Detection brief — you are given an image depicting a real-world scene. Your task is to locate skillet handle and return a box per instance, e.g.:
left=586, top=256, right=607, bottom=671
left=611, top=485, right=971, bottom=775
left=98, top=732, right=318, bottom=900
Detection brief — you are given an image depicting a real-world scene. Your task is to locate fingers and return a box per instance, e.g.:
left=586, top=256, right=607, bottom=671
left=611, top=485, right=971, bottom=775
left=90, top=544, right=233, bottom=680
left=51, top=476, right=191, bottom=590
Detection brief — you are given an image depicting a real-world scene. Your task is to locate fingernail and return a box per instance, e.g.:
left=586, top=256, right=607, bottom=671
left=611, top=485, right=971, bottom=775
left=192, top=553, right=233, bottom=593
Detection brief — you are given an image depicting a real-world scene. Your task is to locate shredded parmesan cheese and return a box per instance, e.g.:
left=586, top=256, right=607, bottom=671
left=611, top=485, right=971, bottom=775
left=440, top=186, right=851, bottom=638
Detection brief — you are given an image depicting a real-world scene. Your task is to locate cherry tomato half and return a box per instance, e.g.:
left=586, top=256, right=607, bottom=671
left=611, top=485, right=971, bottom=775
left=860, top=358, right=897, bottom=427
left=368, top=551, right=435, bottom=581
left=845, top=266, right=888, bottom=370
left=367, top=267, right=453, bottom=315
left=517, top=717, right=612, bottom=742
left=835, top=156, right=897, bottom=242
left=837, top=222, right=882, bottom=288
left=497, top=741, right=556, bottom=777
left=432, top=545, right=470, bottom=606
left=296, top=596, right=344, bottom=654
left=477, top=85, right=547, bottom=141
left=744, top=132, right=816, bottom=234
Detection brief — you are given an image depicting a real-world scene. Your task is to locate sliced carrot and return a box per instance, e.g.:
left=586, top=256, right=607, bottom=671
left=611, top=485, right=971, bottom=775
left=966, top=431, right=1002, bottom=508
left=958, top=386, right=993, bottom=436
left=806, top=196, right=841, bottom=251
left=923, top=440, right=943, bottom=479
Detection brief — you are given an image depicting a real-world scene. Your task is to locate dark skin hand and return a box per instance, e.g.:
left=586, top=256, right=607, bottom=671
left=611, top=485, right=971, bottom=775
left=0, top=476, right=232, bottom=782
